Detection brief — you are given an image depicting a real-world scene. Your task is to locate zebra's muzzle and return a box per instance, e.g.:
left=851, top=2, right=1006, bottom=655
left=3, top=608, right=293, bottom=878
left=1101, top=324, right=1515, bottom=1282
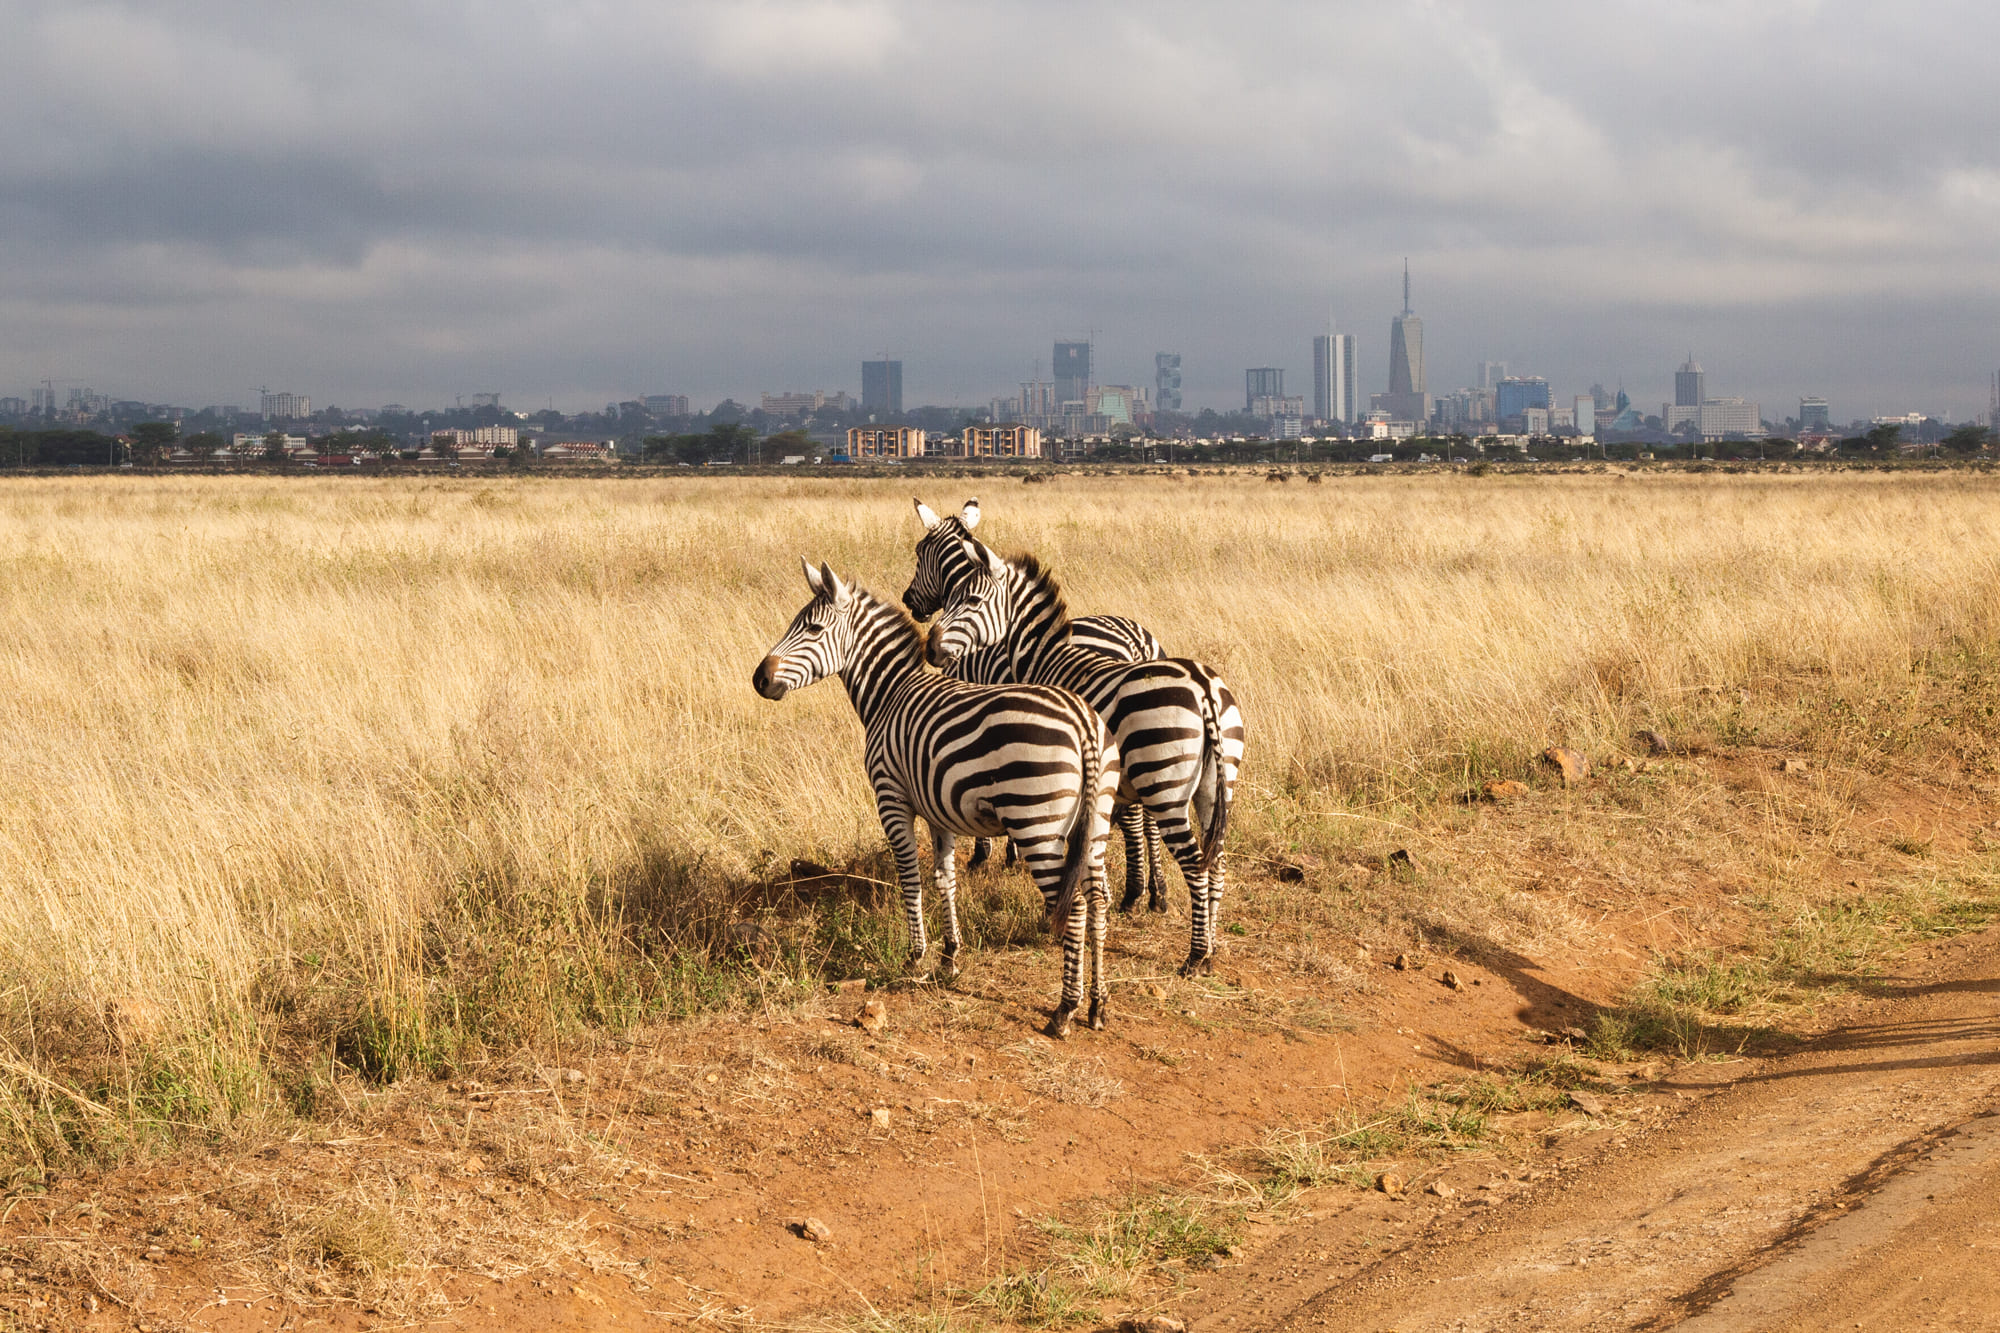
left=752, top=655, right=789, bottom=700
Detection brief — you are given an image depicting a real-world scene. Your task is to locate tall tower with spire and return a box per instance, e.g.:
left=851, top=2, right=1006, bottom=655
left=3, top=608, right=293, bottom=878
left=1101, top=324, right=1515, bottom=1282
left=1385, top=259, right=1428, bottom=422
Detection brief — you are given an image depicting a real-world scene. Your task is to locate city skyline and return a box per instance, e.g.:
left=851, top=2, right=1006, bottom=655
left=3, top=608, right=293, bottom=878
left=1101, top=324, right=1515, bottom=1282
left=0, top=3, right=1995, bottom=421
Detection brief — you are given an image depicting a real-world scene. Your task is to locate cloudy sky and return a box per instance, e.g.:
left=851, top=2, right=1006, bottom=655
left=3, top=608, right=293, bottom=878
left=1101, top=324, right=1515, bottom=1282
left=2, top=0, right=1996, bottom=421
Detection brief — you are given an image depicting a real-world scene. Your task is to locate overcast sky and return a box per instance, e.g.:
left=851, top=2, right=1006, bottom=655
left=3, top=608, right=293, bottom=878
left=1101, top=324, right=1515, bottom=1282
left=2, top=0, right=1996, bottom=421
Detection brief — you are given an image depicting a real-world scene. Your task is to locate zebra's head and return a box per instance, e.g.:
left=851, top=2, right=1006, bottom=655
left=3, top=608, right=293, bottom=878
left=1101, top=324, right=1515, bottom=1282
left=902, top=496, right=980, bottom=620
left=754, top=559, right=858, bottom=701
left=923, top=535, right=1012, bottom=669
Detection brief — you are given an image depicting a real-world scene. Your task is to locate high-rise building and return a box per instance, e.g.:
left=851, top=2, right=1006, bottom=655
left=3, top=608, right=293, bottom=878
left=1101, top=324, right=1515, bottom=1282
left=1314, top=327, right=1358, bottom=426
left=1675, top=355, right=1705, bottom=408
left=1496, top=377, right=1552, bottom=423
left=1574, top=395, right=1596, bottom=437
left=1384, top=261, right=1428, bottom=422
left=1245, top=367, right=1284, bottom=412
left=1054, top=341, right=1092, bottom=405
left=1020, top=381, right=1058, bottom=420
left=1155, top=353, right=1182, bottom=413
left=1479, top=361, right=1509, bottom=391
left=862, top=360, right=903, bottom=416
left=1799, top=397, right=1831, bottom=432
left=261, top=391, right=310, bottom=420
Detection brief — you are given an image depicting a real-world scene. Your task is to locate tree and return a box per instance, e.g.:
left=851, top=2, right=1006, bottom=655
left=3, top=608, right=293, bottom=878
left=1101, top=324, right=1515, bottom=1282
left=129, top=421, right=177, bottom=466
left=184, top=430, right=224, bottom=463
left=708, top=422, right=757, bottom=464
left=1862, top=423, right=1902, bottom=453
left=263, top=430, right=291, bottom=464
left=1941, top=424, right=1992, bottom=456
left=431, top=432, right=460, bottom=461
left=762, top=428, right=814, bottom=459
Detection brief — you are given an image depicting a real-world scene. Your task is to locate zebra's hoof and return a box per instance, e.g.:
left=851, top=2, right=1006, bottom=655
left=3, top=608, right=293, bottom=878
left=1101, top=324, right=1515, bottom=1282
left=1147, top=891, right=1169, bottom=914
left=937, top=951, right=961, bottom=981
left=1116, top=889, right=1143, bottom=913
left=1177, top=952, right=1213, bottom=979
left=967, top=845, right=991, bottom=871
left=1045, top=1005, right=1076, bottom=1040
left=1086, top=997, right=1108, bottom=1031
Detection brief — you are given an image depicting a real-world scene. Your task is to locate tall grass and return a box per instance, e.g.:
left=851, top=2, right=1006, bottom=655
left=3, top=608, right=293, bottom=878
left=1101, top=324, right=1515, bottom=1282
left=1, top=470, right=1996, bottom=1170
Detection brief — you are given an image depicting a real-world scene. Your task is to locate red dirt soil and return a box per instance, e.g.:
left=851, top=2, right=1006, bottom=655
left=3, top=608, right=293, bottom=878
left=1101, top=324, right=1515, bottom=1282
left=5, top=749, right=1997, bottom=1331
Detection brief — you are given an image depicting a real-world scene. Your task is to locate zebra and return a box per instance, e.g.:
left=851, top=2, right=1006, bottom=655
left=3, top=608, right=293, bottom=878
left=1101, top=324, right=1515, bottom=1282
left=923, top=535, right=1246, bottom=977
left=905, top=497, right=1173, bottom=909
left=753, top=559, right=1122, bottom=1037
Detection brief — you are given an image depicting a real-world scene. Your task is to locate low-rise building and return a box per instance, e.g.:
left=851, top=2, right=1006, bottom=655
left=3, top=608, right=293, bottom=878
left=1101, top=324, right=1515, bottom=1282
left=846, top=425, right=927, bottom=458
left=957, top=424, right=1043, bottom=459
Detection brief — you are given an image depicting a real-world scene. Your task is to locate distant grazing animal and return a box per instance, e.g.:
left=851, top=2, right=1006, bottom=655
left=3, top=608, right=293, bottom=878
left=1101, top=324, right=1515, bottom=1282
left=925, top=536, right=1244, bottom=977
left=753, top=559, right=1121, bottom=1036
left=905, top=497, right=1172, bottom=907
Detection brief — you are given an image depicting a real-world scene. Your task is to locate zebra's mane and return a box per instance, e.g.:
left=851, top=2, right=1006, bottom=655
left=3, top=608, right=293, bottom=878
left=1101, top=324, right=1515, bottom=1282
left=1005, top=551, right=1071, bottom=627
left=846, top=581, right=927, bottom=655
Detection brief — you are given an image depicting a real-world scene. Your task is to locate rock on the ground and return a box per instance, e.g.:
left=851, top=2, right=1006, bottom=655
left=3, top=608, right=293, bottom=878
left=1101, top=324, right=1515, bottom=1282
left=1542, top=746, right=1591, bottom=785
left=1427, top=1180, right=1456, bottom=1198
left=870, top=1107, right=892, bottom=1128
left=1440, top=969, right=1464, bottom=991
left=857, top=999, right=888, bottom=1033
left=1483, top=778, right=1531, bottom=800
left=1636, top=728, right=1673, bottom=755
left=1377, top=1171, right=1406, bottom=1195
left=1120, top=1316, right=1187, bottom=1333
left=1781, top=757, right=1809, bottom=773
left=1274, top=851, right=1324, bottom=882
left=796, top=1217, right=833, bottom=1243
left=1568, top=1090, right=1607, bottom=1116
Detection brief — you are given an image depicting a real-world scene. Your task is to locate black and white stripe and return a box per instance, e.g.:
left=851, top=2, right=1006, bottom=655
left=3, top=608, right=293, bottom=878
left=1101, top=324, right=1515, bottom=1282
left=924, top=538, right=1246, bottom=977
left=754, top=559, right=1122, bottom=1036
left=905, top=497, right=1172, bottom=907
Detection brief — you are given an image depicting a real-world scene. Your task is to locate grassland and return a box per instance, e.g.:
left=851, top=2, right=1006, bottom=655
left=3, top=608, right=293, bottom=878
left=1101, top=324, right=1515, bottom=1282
left=2, top=468, right=1998, bottom=1179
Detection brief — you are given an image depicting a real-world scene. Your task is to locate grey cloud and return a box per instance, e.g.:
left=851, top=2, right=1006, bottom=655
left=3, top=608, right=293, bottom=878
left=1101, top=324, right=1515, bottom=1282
left=0, top=0, right=1994, bottom=417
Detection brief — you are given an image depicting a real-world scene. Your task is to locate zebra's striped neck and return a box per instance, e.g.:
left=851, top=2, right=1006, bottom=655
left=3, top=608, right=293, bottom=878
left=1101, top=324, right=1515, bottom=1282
left=998, top=557, right=1075, bottom=680
left=839, top=591, right=930, bottom=723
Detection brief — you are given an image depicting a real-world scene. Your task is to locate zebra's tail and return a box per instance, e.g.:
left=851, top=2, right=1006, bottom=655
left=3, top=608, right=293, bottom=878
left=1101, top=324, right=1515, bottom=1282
left=1048, top=726, right=1106, bottom=933
left=1197, top=674, right=1232, bottom=876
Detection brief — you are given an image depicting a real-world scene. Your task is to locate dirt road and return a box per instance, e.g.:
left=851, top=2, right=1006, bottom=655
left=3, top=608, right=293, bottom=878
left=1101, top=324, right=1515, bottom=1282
left=1189, top=927, right=2000, bottom=1333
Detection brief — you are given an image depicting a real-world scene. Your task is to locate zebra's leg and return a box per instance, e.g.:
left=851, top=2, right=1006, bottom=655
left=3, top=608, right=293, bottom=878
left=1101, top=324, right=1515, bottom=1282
left=1145, top=812, right=1170, bottom=914
left=1004, top=838, right=1020, bottom=869
left=875, top=795, right=930, bottom=974
left=1149, top=802, right=1215, bottom=978
left=1114, top=804, right=1147, bottom=912
left=1203, top=851, right=1227, bottom=970
left=967, top=837, right=992, bottom=871
left=930, top=824, right=964, bottom=980
left=1086, top=845, right=1110, bottom=1031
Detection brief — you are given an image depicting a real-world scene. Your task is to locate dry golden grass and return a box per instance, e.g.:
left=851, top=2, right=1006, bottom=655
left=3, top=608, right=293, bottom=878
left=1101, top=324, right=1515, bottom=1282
left=1, top=469, right=1998, bottom=1172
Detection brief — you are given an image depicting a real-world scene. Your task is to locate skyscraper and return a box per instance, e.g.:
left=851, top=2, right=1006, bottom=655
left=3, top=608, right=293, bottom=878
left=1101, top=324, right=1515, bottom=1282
left=1496, top=377, right=1552, bottom=422
left=1480, top=361, right=1509, bottom=391
left=1799, top=397, right=1831, bottom=432
left=1155, top=353, right=1182, bottom=413
left=1385, top=261, right=1428, bottom=421
left=1313, top=327, right=1358, bottom=425
left=1054, top=341, right=1092, bottom=405
left=862, top=360, right=903, bottom=416
left=1675, top=355, right=1705, bottom=408
left=1245, top=368, right=1284, bottom=412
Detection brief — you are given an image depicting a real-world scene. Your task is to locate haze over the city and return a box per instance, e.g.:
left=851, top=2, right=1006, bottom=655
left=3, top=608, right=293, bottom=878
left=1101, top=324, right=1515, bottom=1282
left=2, top=0, right=1996, bottom=420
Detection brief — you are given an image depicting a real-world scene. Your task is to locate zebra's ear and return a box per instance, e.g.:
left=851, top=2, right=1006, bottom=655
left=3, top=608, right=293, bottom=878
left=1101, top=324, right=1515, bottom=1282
left=960, top=498, right=980, bottom=530
left=820, top=562, right=851, bottom=605
left=914, top=498, right=941, bottom=531
left=802, top=557, right=826, bottom=595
